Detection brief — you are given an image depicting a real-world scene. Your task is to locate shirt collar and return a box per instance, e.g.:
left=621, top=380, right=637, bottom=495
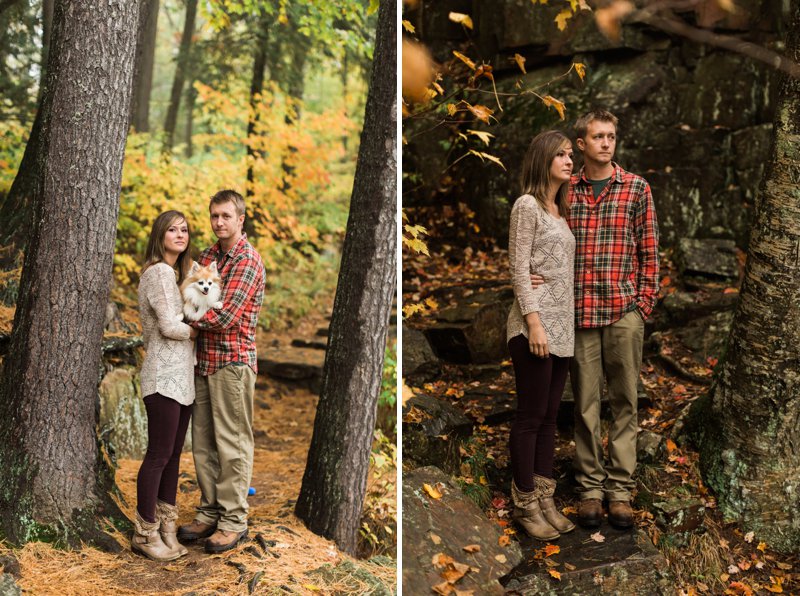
left=210, top=234, right=248, bottom=259
left=577, top=162, right=623, bottom=185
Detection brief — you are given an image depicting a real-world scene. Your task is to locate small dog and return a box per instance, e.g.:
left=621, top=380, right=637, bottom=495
left=179, top=261, right=223, bottom=322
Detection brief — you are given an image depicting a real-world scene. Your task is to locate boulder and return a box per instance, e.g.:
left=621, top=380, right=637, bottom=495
left=673, top=309, right=734, bottom=363
left=98, top=366, right=148, bottom=459
left=402, top=323, right=440, bottom=382
left=403, top=466, right=523, bottom=595
left=637, top=430, right=666, bottom=464
left=675, top=238, right=739, bottom=281
left=403, top=394, right=473, bottom=475
left=424, top=287, right=514, bottom=364
left=0, top=574, right=20, bottom=596
left=503, top=528, right=673, bottom=595
left=653, top=498, right=706, bottom=534
left=654, top=289, right=738, bottom=331
left=258, top=346, right=325, bottom=392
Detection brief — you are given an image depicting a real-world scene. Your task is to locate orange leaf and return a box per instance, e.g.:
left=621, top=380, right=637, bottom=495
left=765, top=577, right=783, bottom=593
left=555, top=8, right=573, bottom=31
left=548, top=569, right=562, bottom=581
left=463, top=544, right=481, bottom=553
left=466, top=104, right=494, bottom=123
left=513, top=53, right=527, bottom=74
left=665, top=439, right=677, bottom=453
left=573, top=62, right=586, bottom=81
left=544, top=544, right=560, bottom=557
left=424, top=483, right=443, bottom=499
left=452, top=51, right=476, bottom=70
left=448, top=12, right=474, bottom=29
left=542, top=95, right=566, bottom=120
left=432, top=553, right=454, bottom=568
left=757, top=542, right=767, bottom=552
left=498, top=535, right=510, bottom=546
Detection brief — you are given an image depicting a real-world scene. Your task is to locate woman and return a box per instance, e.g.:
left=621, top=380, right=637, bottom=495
left=507, top=130, right=576, bottom=541
left=134, top=210, right=197, bottom=561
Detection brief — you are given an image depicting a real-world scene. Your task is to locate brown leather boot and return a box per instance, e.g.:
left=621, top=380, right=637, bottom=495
left=608, top=500, right=634, bottom=529
left=132, top=511, right=182, bottom=561
left=205, top=528, right=249, bottom=554
left=512, top=480, right=560, bottom=541
left=156, top=501, right=188, bottom=557
left=177, top=519, right=217, bottom=543
left=534, top=475, right=576, bottom=534
left=577, top=498, right=604, bottom=528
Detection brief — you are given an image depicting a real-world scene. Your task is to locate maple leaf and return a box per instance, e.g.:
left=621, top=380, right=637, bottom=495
left=402, top=19, right=415, bottom=33
left=544, top=544, right=560, bottom=557
left=466, top=129, right=495, bottom=146
left=573, top=62, right=586, bottom=81
left=452, top=51, right=476, bottom=70
left=555, top=8, right=573, bottom=31
left=423, top=483, right=443, bottom=499
left=727, top=580, right=753, bottom=595
left=465, top=103, right=494, bottom=123
left=549, top=569, right=562, bottom=581
left=448, top=12, right=474, bottom=29
left=765, top=576, right=784, bottom=593
left=513, top=53, right=527, bottom=74
left=757, top=541, right=767, bottom=552
left=542, top=95, right=566, bottom=120
left=498, top=535, right=511, bottom=547
left=590, top=531, right=605, bottom=542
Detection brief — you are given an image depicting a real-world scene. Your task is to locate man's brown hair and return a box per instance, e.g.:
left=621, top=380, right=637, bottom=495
left=574, top=109, right=618, bottom=138
left=209, top=189, right=246, bottom=218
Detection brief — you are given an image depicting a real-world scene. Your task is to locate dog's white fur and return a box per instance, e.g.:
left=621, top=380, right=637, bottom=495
left=179, top=261, right=223, bottom=322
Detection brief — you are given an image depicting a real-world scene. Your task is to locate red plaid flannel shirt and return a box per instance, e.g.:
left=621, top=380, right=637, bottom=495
left=568, top=163, right=659, bottom=328
left=194, top=235, right=266, bottom=376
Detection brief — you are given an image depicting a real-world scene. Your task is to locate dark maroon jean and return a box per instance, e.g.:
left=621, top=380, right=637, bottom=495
left=508, top=334, right=571, bottom=491
left=136, top=393, right=192, bottom=522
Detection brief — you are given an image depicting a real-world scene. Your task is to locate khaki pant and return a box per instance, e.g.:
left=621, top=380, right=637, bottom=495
left=192, top=364, right=255, bottom=532
left=571, top=310, right=644, bottom=502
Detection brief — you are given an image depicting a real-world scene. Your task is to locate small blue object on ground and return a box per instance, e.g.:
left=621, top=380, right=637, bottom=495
left=248, top=487, right=256, bottom=496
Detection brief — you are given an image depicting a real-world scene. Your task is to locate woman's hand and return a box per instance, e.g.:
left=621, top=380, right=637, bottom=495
left=524, top=313, right=549, bottom=358
left=189, top=327, right=198, bottom=339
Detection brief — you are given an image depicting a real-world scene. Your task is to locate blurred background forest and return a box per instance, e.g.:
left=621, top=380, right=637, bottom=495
left=0, top=0, right=373, bottom=329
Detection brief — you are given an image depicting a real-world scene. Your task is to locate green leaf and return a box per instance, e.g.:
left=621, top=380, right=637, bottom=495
left=368, top=0, right=379, bottom=16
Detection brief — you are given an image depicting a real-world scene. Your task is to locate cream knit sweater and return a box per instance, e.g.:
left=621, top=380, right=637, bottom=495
left=137, top=262, right=195, bottom=405
left=506, top=194, right=576, bottom=357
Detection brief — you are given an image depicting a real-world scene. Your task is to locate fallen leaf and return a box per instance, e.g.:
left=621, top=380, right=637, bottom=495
left=303, top=585, right=321, bottom=592
left=744, top=531, right=755, bottom=543
left=498, top=535, right=510, bottom=547
left=666, top=438, right=677, bottom=453
left=544, top=544, right=561, bottom=557
left=492, top=497, right=508, bottom=509
left=441, top=561, right=470, bottom=583
left=448, top=12, right=474, bottom=29
left=495, top=554, right=507, bottom=563
left=765, top=576, right=784, bottom=593
left=728, top=564, right=741, bottom=574
left=757, top=541, right=767, bottom=552
left=548, top=569, right=562, bottom=581
left=727, top=580, right=754, bottom=595
left=424, top=483, right=443, bottom=499
left=564, top=562, right=576, bottom=571
left=432, top=580, right=454, bottom=595
left=775, top=561, right=792, bottom=570
left=433, top=553, right=454, bottom=568
left=463, top=544, right=481, bottom=553
left=590, top=531, right=605, bottom=542
left=430, top=533, right=442, bottom=545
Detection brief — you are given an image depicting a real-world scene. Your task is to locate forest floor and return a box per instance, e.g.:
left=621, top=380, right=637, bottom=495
left=402, top=211, right=799, bottom=595
left=0, top=313, right=397, bottom=596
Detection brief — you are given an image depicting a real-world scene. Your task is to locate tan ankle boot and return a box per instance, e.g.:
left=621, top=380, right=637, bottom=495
left=156, top=501, right=188, bottom=557
left=512, top=480, right=559, bottom=541
left=534, top=474, right=576, bottom=534
left=132, top=511, right=182, bottom=561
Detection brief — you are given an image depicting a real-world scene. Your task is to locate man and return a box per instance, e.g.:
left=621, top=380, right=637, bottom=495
left=178, top=189, right=266, bottom=553
left=535, top=110, right=659, bottom=528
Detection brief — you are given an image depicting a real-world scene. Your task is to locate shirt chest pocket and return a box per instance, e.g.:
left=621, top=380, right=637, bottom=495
left=597, top=201, right=634, bottom=244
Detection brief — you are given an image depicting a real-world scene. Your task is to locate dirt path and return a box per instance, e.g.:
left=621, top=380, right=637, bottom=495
left=1, top=326, right=396, bottom=595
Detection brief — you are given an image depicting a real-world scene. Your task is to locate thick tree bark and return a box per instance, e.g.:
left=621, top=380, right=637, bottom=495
left=690, top=0, right=800, bottom=554
left=294, top=0, right=396, bottom=556
left=0, top=0, right=138, bottom=547
left=130, top=0, right=159, bottom=132
left=162, top=0, right=196, bottom=152
left=245, top=14, right=270, bottom=206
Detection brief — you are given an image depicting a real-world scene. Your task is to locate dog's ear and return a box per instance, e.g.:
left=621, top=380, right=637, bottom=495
left=209, top=261, right=218, bottom=274
left=190, top=261, right=200, bottom=274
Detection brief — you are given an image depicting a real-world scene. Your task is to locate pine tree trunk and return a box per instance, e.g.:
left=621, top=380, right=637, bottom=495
left=0, top=0, right=138, bottom=547
left=130, top=0, right=159, bottom=133
left=294, top=0, right=397, bottom=556
left=162, top=0, right=196, bottom=152
left=690, top=0, right=800, bottom=554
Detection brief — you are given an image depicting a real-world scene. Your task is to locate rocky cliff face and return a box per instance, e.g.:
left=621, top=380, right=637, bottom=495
left=404, top=0, right=785, bottom=248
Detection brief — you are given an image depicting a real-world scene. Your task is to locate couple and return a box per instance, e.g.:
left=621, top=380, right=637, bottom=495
left=507, top=109, right=659, bottom=541
left=134, top=189, right=266, bottom=560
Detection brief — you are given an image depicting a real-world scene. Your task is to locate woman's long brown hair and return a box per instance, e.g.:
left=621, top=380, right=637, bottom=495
left=141, top=210, right=192, bottom=284
left=519, top=130, right=572, bottom=218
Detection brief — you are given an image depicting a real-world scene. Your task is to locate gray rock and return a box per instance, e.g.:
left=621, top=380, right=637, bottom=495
left=424, top=287, right=514, bottom=364
left=503, top=528, right=673, bottom=595
left=673, top=309, right=734, bottom=363
left=403, top=466, right=523, bottom=595
left=258, top=346, right=325, bottom=392
left=653, top=498, right=706, bottom=533
left=98, top=367, right=149, bottom=459
left=638, top=430, right=665, bottom=464
left=675, top=238, right=739, bottom=280
left=402, top=323, right=440, bottom=381
left=0, top=573, right=20, bottom=596
left=403, top=394, right=473, bottom=475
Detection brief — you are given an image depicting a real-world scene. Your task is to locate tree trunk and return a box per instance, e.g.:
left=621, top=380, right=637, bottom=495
left=294, top=0, right=397, bottom=556
left=184, top=79, right=196, bottom=158
left=0, top=0, right=138, bottom=547
left=341, top=47, right=348, bottom=153
left=130, top=0, right=159, bottom=132
left=280, top=38, right=307, bottom=193
left=162, top=0, right=196, bottom=152
left=246, top=20, right=269, bottom=203
left=39, top=0, right=53, bottom=99
left=690, top=0, right=800, bottom=554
